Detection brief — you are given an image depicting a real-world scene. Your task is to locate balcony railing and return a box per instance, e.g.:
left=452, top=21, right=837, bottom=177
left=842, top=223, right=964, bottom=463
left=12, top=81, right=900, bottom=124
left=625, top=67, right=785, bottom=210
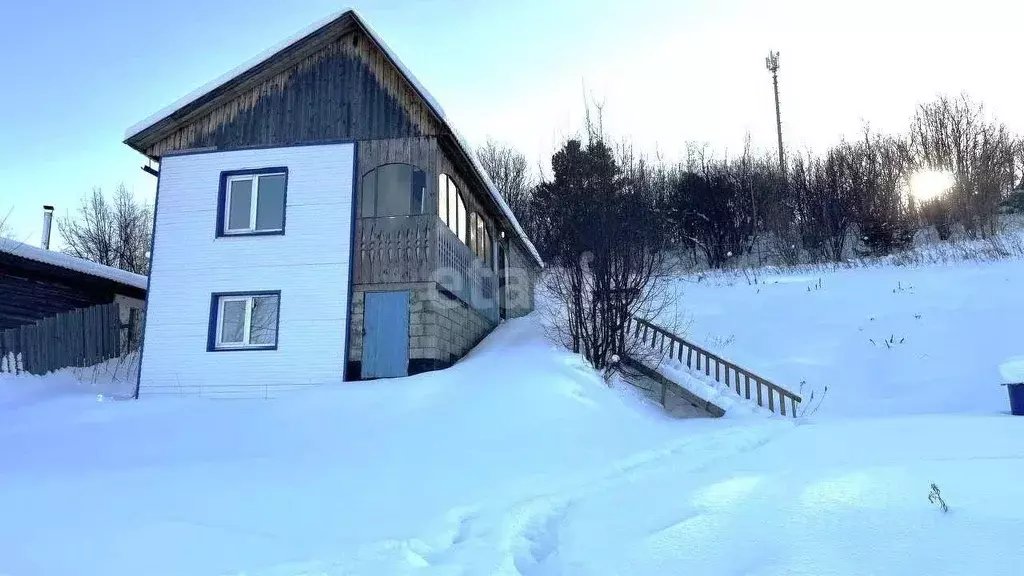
left=436, top=222, right=499, bottom=323
left=353, top=214, right=500, bottom=323
left=353, top=214, right=436, bottom=285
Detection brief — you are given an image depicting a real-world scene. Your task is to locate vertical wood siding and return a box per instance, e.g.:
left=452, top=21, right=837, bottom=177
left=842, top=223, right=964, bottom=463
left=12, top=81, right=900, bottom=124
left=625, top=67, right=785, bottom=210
left=0, top=302, right=125, bottom=375
left=139, top=144, right=355, bottom=397
left=144, top=30, right=440, bottom=158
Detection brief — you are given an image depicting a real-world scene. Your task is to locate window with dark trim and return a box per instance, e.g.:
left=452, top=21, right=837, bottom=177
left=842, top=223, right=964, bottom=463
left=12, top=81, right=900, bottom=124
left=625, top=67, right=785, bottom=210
left=361, top=163, right=426, bottom=218
left=438, top=173, right=467, bottom=243
left=217, top=169, right=288, bottom=236
left=207, top=291, right=281, bottom=351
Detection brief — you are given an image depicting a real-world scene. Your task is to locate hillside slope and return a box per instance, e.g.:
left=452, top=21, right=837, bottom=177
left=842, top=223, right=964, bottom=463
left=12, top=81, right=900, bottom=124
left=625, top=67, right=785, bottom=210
left=675, top=258, right=1022, bottom=417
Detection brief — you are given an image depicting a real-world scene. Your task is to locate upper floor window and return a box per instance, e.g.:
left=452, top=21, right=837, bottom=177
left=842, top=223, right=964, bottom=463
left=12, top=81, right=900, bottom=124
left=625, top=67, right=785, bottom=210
left=218, top=169, right=288, bottom=236
left=467, top=212, right=492, bottom=265
left=438, top=173, right=467, bottom=243
left=361, top=163, right=426, bottom=218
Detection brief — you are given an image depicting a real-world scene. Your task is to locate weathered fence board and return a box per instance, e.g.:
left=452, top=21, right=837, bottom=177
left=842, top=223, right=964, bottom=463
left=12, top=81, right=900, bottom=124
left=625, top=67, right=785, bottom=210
left=0, top=302, right=141, bottom=376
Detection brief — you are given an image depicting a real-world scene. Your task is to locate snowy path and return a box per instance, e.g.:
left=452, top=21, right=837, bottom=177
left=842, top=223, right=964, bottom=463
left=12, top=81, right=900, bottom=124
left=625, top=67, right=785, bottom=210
left=285, top=414, right=1024, bottom=576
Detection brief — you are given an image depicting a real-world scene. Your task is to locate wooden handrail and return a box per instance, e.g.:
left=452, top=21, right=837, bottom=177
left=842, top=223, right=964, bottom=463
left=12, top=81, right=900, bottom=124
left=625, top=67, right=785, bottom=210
left=626, top=316, right=802, bottom=418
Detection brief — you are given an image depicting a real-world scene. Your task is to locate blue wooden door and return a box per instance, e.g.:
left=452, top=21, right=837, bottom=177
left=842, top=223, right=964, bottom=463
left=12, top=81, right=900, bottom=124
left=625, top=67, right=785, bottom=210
left=361, top=291, right=410, bottom=379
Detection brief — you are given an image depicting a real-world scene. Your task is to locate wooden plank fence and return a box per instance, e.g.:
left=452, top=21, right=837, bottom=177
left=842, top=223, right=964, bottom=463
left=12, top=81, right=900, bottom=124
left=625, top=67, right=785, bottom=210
left=0, top=302, right=138, bottom=376
left=626, top=316, right=803, bottom=418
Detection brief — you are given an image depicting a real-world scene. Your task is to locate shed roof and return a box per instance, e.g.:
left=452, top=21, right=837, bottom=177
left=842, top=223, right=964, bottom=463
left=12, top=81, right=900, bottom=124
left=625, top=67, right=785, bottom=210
left=124, top=9, right=542, bottom=267
left=0, top=238, right=148, bottom=292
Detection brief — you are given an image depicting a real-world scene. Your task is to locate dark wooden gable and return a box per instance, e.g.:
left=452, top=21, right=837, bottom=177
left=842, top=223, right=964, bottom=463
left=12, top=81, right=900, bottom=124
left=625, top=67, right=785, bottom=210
left=0, top=252, right=146, bottom=330
left=128, top=17, right=443, bottom=158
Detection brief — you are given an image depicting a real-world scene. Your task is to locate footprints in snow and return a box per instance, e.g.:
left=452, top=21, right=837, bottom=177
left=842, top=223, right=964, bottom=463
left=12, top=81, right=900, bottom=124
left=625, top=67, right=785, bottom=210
left=514, top=501, right=573, bottom=575
left=422, top=500, right=575, bottom=575
left=417, top=426, right=788, bottom=573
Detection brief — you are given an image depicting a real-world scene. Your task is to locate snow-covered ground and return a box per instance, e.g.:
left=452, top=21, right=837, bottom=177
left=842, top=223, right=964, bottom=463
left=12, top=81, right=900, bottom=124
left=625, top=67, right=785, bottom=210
left=0, top=318, right=694, bottom=575
left=673, top=257, right=1023, bottom=417
left=2, top=254, right=1023, bottom=575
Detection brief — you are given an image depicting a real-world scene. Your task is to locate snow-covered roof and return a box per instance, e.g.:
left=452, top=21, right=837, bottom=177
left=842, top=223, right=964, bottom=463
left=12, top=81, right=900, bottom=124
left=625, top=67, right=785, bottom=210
left=0, top=238, right=148, bottom=291
left=123, top=9, right=542, bottom=268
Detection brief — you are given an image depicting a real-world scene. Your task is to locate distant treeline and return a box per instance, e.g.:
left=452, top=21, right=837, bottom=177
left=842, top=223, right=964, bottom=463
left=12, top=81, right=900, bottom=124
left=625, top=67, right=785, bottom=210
left=480, top=93, right=1023, bottom=270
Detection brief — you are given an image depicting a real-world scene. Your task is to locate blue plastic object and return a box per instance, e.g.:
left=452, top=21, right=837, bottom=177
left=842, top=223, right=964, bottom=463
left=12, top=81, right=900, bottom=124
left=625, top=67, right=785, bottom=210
left=1007, top=382, right=1024, bottom=416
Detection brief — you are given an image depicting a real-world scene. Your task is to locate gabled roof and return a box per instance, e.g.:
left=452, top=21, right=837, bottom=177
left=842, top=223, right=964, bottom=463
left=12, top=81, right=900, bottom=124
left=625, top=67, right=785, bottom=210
left=0, top=238, right=149, bottom=291
left=124, top=9, right=542, bottom=267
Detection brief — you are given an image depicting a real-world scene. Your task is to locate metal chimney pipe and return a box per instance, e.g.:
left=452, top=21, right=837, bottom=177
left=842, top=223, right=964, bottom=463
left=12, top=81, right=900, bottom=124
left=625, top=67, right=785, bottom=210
left=41, top=205, right=54, bottom=250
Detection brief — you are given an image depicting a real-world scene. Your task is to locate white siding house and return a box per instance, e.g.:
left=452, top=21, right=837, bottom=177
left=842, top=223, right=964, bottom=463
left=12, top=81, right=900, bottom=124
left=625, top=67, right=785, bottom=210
left=138, top=144, right=355, bottom=397
left=125, top=10, right=543, bottom=396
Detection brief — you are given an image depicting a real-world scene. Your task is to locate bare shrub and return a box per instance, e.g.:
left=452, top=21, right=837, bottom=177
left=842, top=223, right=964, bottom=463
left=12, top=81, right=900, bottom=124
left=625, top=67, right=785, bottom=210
left=58, top=185, right=153, bottom=274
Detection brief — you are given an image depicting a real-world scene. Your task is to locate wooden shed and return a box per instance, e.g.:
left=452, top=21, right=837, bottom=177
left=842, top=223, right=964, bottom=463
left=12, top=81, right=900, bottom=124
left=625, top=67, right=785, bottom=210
left=0, top=238, right=147, bottom=330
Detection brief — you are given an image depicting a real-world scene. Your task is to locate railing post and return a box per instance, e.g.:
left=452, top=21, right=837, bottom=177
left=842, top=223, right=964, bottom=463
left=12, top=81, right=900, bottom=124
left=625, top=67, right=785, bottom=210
left=629, top=317, right=802, bottom=415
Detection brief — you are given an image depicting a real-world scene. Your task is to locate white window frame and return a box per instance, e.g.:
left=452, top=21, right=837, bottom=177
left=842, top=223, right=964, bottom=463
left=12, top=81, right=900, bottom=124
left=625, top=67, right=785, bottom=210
left=224, top=173, right=286, bottom=234
left=213, top=293, right=280, bottom=350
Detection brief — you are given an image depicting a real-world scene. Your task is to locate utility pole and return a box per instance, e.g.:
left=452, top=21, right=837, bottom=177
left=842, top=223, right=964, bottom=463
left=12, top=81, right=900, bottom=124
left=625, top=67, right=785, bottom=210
left=766, top=51, right=784, bottom=173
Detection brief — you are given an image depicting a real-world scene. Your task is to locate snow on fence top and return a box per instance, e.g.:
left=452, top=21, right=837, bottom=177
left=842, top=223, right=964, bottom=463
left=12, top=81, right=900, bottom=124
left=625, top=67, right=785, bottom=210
left=0, top=238, right=148, bottom=291
left=122, top=9, right=542, bottom=267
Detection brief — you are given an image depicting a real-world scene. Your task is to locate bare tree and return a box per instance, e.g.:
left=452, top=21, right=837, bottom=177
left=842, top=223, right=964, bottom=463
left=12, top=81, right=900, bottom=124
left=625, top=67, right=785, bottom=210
left=664, top=144, right=760, bottom=268
left=851, top=129, right=915, bottom=256
left=477, top=138, right=534, bottom=233
left=58, top=185, right=153, bottom=274
left=0, top=207, right=12, bottom=239
left=910, top=94, right=1014, bottom=238
left=790, top=145, right=859, bottom=262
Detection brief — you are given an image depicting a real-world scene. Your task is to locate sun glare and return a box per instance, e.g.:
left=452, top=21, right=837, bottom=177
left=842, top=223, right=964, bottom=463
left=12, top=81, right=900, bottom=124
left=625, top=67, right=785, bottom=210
left=910, top=170, right=954, bottom=202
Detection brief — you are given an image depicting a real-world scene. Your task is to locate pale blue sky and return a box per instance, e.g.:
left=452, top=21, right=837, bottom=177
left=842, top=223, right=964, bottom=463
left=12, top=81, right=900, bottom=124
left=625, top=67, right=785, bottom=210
left=3, top=0, right=1023, bottom=245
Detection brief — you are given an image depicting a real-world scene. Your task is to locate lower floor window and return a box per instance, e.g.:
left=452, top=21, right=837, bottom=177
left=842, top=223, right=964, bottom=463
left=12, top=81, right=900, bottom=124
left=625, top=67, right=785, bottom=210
left=210, top=292, right=281, bottom=350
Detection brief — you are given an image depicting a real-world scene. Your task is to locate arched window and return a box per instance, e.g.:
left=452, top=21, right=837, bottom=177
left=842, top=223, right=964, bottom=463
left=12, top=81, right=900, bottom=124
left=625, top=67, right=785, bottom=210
left=438, top=173, right=467, bottom=243
left=360, top=163, right=426, bottom=218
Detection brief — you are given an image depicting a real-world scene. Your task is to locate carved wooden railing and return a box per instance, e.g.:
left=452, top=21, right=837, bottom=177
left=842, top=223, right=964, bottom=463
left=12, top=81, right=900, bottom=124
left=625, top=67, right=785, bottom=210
left=436, top=222, right=499, bottom=323
left=353, top=214, right=499, bottom=323
left=626, top=317, right=802, bottom=418
left=354, top=214, right=436, bottom=284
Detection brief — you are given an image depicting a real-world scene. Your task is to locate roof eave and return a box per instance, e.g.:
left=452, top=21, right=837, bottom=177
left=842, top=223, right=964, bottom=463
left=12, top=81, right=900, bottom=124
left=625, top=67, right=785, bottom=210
left=123, top=10, right=361, bottom=155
